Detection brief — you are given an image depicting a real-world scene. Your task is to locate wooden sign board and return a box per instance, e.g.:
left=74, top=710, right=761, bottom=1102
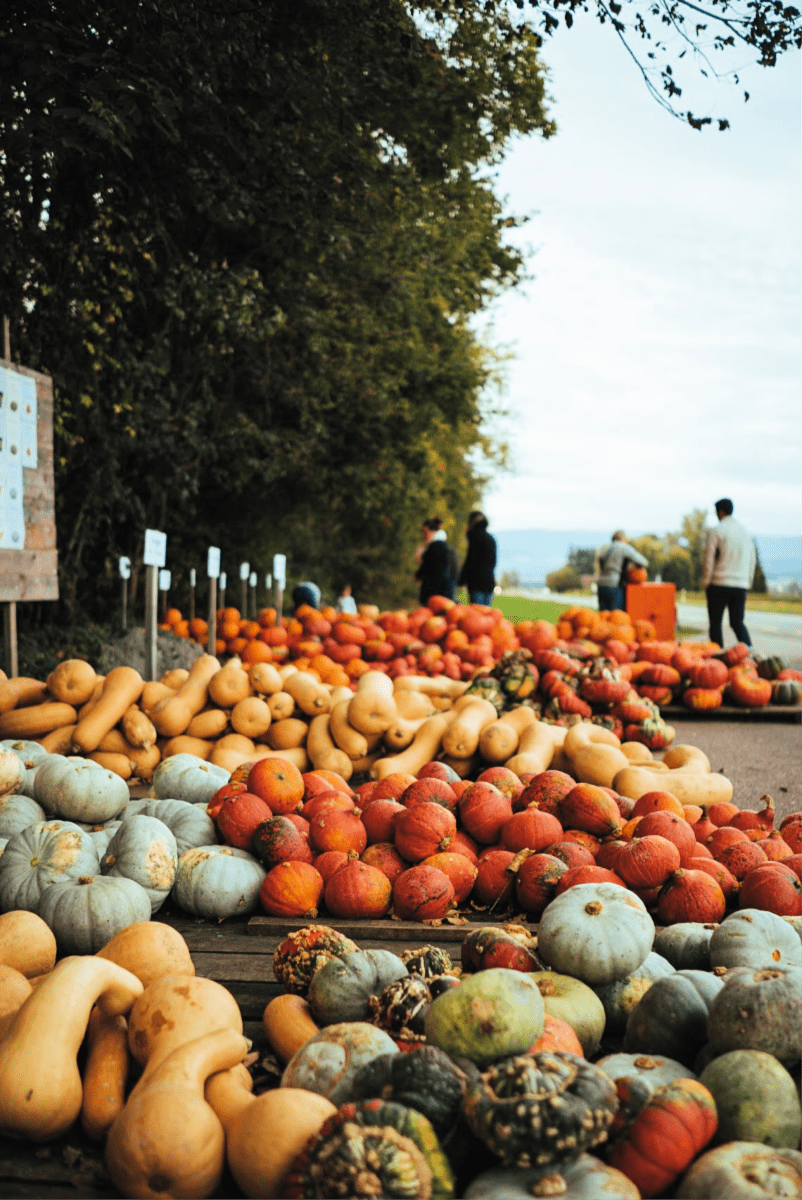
left=0, top=362, right=58, bottom=601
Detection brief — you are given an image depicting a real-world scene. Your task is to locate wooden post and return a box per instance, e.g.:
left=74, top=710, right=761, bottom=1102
left=2, top=317, right=9, bottom=362
left=189, top=568, right=196, bottom=622
left=144, top=565, right=158, bottom=681
left=121, top=578, right=128, bottom=634
left=3, top=602, right=18, bottom=677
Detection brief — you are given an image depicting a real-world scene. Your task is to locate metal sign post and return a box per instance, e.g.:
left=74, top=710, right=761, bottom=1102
left=189, top=568, right=196, bottom=622
left=219, top=571, right=227, bottom=615
left=143, top=529, right=167, bottom=681
left=272, top=553, right=286, bottom=626
left=119, top=557, right=131, bottom=634
left=207, top=546, right=221, bottom=656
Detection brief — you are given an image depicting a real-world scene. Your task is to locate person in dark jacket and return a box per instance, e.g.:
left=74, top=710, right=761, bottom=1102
left=414, top=517, right=456, bottom=604
left=458, top=511, right=496, bottom=605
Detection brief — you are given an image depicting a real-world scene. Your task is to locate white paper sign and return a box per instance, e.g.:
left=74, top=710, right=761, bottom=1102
left=207, top=546, right=221, bottom=578
left=119, top=556, right=131, bottom=580
left=189, top=568, right=196, bottom=587
left=272, top=554, right=287, bottom=587
left=239, top=561, right=250, bottom=581
left=265, top=574, right=272, bottom=590
left=143, top=528, right=167, bottom=567
left=249, top=571, right=257, bottom=587
left=158, top=569, right=171, bottom=591
left=219, top=571, right=227, bottom=590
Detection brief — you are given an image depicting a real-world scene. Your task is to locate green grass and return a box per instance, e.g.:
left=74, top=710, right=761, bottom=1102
left=493, top=595, right=574, bottom=624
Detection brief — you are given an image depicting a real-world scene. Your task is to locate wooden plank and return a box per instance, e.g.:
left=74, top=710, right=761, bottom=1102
left=664, top=704, right=801, bottom=723
left=0, top=549, right=59, bottom=601
left=246, top=914, right=481, bottom=940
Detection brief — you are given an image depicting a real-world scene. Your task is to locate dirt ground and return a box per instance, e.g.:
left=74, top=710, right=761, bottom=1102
left=658, top=715, right=801, bottom=824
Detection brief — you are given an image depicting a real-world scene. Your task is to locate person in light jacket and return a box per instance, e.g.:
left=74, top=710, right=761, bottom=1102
left=702, top=498, right=757, bottom=649
left=595, top=531, right=649, bottom=613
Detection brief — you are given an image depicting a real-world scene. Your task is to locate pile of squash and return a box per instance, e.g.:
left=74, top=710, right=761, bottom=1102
left=2, top=897, right=800, bottom=1200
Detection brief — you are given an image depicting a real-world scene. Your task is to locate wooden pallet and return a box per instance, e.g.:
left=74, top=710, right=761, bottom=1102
left=663, top=703, right=802, bottom=723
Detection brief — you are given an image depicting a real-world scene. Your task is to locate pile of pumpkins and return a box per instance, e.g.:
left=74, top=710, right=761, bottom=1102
left=0, top=895, right=800, bottom=1199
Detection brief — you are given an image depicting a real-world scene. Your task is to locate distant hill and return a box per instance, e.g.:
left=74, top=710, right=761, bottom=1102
left=493, top=529, right=802, bottom=587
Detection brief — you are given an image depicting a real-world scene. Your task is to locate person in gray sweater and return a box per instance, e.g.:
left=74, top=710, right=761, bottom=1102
left=702, top=498, right=757, bottom=648
left=595, top=531, right=649, bottom=613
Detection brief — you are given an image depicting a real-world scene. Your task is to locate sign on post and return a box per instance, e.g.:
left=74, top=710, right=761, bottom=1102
left=119, top=556, right=130, bottom=634
left=219, top=571, right=227, bottom=613
left=239, top=561, right=249, bottom=618
left=273, top=553, right=286, bottom=626
left=143, top=528, right=166, bottom=682
left=158, top=568, right=171, bottom=620
left=188, top=567, right=196, bottom=621
left=206, top=547, right=221, bottom=655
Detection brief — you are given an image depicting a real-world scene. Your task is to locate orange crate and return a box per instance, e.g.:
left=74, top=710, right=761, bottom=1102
left=626, top=582, right=677, bottom=641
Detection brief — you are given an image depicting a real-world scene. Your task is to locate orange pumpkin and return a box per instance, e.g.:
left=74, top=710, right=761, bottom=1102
left=656, top=868, right=727, bottom=925
left=324, top=859, right=392, bottom=918
left=392, top=864, right=455, bottom=921
left=259, top=861, right=324, bottom=918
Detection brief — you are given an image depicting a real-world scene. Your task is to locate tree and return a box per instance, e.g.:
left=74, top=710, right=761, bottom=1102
left=568, top=547, right=596, bottom=576
left=546, top=565, right=582, bottom=592
left=1, top=0, right=554, bottom=617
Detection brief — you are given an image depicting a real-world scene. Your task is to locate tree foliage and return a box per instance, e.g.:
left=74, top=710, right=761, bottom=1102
left=1, top=0, right=554, bottom=617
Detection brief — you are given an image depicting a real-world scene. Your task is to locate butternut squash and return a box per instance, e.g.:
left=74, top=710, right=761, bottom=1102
left=97, top=728, right=161, bottom=780
left=613, top=743, right=733, bottom=808
left=213, top=732, right=257, bottom=756
left=246, top=746, right=309, bottom=772
left=140, top=680, right=176, bottom=714
left=0, top=911, right=57, bottom=979
left=72, top=665, right=145, bottom=754
left=159, top=668, right=189, bottom=690
left=120, top=704, right=157, bottom=750
left=261, top=993, right=320, bottom=1064
left=348, top=749, right=382, bottom=776
left=230, top=695, right=272, bottom=739
left=96, top=921, right=195, bottom=990
left=347, top=670, right=397, bottom=735
left=278, top=663, right=299, bottom=683
left=563, top=721, right=631, bottom=787
left=621, top=741, right=656, bottom=764
left=441, top=695, right=499, bottom=759
left=0, top=966, right=32, bottom=1039
left=266, top=690, right=295, bottom=722
left=0, top=956, right=143, bottom=1141
left=248, top=662, right=283, bottom=696
left=382, top=713, right=429, bottom=752
left=150, top=655, right=221, bottom=738
left=209, top=747, right=262, bottom=773
left=0, top=701, right=78, bottom=740
left=160, top=734, right=214, bottom=760
left=283, top=671, right=330, bottom=717
left=207, top=658, right=252, bottom=708
left=393, top=689, right=436, bottom=720
left=0, top=677, right=49, bottom=715
left=479, top=704, right=537, bottom=764
left=205, top=1062, right=336, bottom=1199
left=393, top=675, right=468, bottom=698
left=328, top=698, right=370, bottom=759
left=305, top=713, right=353, bottom=780
left=504, top=720, right=568, bottom=777
left=371, top=712, right=454, bottom=780
left=77, top=676, right=106, bottom=720
left=106, top=1027, right=250, bottom=1200
left=265, top=717, right=307, bottom=751
left=87, top=749, right=133, bottom=779
left=46, top=659, right=98, bottom=707
left=186, top=707, right=230, bottom=740
left=439, top=751, right=479, bottom=779
left=36, top=723, right=78, bottom=755
left=80, top=1008, right=129, bottom=1140
left=126, top=972, right=242, bottom=1080
left=327, top=684, right=355, bottom=709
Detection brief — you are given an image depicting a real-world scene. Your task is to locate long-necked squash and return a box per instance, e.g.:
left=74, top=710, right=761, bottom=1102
left=0, top=701, right=79, bottom=740
left=262, top=993, right=320, bottom=1064
left=371, top=712, right=454, bottom=780
left=120, top=704, right=157, bottom=751
left=479, top=705, right=537, bottom=764
left=46, top=659, right=98, bottom=707
left=205, top=1062, right=336, bottom=1199
left=80, top=1007, right=130, bottom=1140
left=441, top=695, right=499, bottom=759
left=106, top=1027, right=250, bottom=1199
left=305, top=713, right=353, bottom=780
left=149, top=655, right=221, bottom=739
left=283, top=672, right=331, bottom=717
left=126, top=972, right=242, bottom=1081
left=207, top=658, right=252, bottom=709
left=505, top=720, right=568, bottom=777
left=72, top=666, right=145, bottom=754
left=36, top=723, right=78, bottom=755
left=185, top=707, right=230, bottom=740
left=0, top=965, right=32, bottom=1039
left=0, top=677, right=49, bottom=715
left=347, top=671, right=397, bottom=735
left=328, top=698, right=370, bottom=758
left=0, top=955, right=143, bottom=1141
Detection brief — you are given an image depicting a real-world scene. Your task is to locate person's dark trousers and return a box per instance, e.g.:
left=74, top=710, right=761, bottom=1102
left=597, top=585, right=625, bottom=612
left=706, top=585, right=751, bottom=647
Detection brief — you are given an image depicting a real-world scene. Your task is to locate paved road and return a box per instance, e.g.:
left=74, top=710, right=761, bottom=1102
left=510, top=590, right=802, bottom=669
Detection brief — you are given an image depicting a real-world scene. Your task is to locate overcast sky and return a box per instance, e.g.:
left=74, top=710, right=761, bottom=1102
left=476, top=16, right=801, bottom=539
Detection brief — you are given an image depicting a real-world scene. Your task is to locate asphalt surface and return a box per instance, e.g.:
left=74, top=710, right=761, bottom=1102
left=657, top=715, right=801, bottom=825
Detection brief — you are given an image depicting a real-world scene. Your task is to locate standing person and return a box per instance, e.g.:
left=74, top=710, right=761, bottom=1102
left=702, top=498, right=757, bottom=649
left=414, top=517, right=455, bottom=604
left=335, top=584, right=358, bottom=615
left=595, top=531, right=649, bottom=612
left=458, top=510, right=497, bottom=605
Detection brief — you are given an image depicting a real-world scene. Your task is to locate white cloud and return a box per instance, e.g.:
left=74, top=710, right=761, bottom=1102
left=476, top=20, right=802, bottom=538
